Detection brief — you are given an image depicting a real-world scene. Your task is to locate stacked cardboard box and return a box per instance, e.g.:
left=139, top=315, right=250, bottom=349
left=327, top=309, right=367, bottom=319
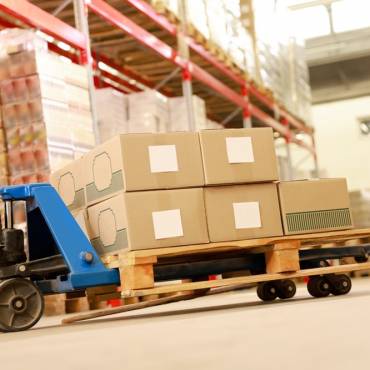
left=51, top=132, right=209, bottom=254
left=168, top=95, right=207, bottom=131
left=127, top=90, right=169, bottom=133
left=95, top=87, right=128, bottom=143
left=200, top=128, right=283, bottom=242
left=278, top=179, right=353, bottom=235
left=0, top=29, right=95, bottom=184
left=51, top=128, right=354, bottom=258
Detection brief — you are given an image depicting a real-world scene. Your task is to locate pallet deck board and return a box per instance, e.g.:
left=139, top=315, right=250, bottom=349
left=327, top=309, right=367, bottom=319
left=112, top=228, right=370, bottom=260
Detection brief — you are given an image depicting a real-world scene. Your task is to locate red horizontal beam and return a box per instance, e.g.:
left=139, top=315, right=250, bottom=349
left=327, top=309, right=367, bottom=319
left=249, top=105, right=290, bottom=137
left=124, top=0, right=313, bottom=134
left=88, top=0, right=245, bottom=108
left=124, top=0, right=177, bottom=35
left=89, top=0, right=183, bottom=65
left=249, top=84, right=312, bottom=134
left=124, top=0, right=245, bottom=86
left=0, top=0, right=86, bottom=51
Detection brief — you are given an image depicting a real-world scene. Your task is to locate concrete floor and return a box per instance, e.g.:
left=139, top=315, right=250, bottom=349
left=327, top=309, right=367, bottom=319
left=1, top=279, right=370, bottom=370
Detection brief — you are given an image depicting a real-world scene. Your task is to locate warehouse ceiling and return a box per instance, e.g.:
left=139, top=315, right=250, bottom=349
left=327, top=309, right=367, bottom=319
left=306, top=27, right=370, bottom=104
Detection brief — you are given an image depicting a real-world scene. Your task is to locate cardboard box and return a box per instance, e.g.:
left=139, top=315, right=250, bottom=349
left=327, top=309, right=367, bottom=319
left=168, top=95, right=207, bottom=132
left=50, top=157, right=86, bottom=211
left=199, top=128, right=279, bottom=185
left=84, top=132, right=205, bottom=205
left=87, top=188, right=209, bottom=254
left=278, top=179, right=353, bottom=235
left=204, top=183, right=283, bottom=242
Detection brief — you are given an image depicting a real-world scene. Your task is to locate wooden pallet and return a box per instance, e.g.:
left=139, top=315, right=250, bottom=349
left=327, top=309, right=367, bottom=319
left=101, top=228, right=370, bottom=299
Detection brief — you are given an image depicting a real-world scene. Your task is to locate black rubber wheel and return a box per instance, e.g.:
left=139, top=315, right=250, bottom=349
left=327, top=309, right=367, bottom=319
left=0, top=278, right=44, bottom=332
left=307, top=276, right=330, bottom=298
left=276, top=280, right=296, bottom=299
left=330, top=274, right=352, bottom=296
left=257, top=282, right=278, bottom=301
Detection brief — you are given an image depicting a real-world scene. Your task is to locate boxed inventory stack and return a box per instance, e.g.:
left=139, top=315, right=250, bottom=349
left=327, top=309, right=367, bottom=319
left=0, top=29, right=95, bottom=184
left=95, top=87, right=127, bottom=143
left=199, top=127, right=283, bottom=241
left=168, top=95, right=207, bottom=131
left=51, top=132, right=209, bottom=254
left=127, top=90, right=169, bottom=133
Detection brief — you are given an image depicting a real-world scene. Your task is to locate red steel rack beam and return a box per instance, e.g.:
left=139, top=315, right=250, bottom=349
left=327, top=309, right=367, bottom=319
left=0, top=0, right=314, bottom=153
left=123, top=0, right=245, bottom=86
left=0, top=0, right=86, bottom=52
left=88, top=0, right=247, bottom=109
left=123, top=0, right=313, bottom=134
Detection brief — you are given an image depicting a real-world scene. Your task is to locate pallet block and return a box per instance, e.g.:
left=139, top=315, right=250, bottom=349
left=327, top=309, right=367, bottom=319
left=65, top=297, right=90, bottom=314
left=265, top=241, right=300, bottom=274
left=119, top=256, right=157, bottom=290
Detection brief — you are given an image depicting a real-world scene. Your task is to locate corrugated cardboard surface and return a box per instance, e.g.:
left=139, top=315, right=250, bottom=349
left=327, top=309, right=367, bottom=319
left=199, top=128, right=279, bottom=185
left=278, top=178, right=353, bottom=235
left=204, top=183, right=283, bottom=242
left=88, top=188, right=209, bottom=253
left=84, top=132, right=204, bottom=205
left=50, top=156, right=86, bottom=211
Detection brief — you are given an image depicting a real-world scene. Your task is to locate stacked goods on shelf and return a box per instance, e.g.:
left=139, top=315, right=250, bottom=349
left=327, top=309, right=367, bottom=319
left=51, top=132, right=208, bottom=254
left=51, top=128, right=353, bottom=257
left=150, top=0, right=312, bottom=123
left=168, top=95, right=208, bottom=131
left=349, top=189, right=370, bottom=228
left=95, top=87, right=128, bottom=143
left=0, top=29, right=95, bottom=184
left=0, top=112, right=7, bottom=186
left=127, top=90, right=169, bottom=133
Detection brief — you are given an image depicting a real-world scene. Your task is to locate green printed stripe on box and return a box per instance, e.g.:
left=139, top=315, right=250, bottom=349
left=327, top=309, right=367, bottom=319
left=86, top=170, right=123, bottom=203
left=68, top=188, right=85, bottom=211
left=91, top=229, right=128, bottom=256
left=286, top=208, right=352, bottom=233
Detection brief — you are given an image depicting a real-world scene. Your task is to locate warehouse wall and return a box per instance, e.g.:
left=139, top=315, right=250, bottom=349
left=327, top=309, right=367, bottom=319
left=312, top=96, right=370, bottom=191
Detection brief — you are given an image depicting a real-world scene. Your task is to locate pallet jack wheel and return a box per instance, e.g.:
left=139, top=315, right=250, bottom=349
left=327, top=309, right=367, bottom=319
left=0, top=278, right=44, bottom=332
left=257, top=282, right=278, bottom=301
left=307, top=276, right=330, bottom=298
left=330, top=274, right=352, bottom=296
left=276, top=280, right=296, bottom=299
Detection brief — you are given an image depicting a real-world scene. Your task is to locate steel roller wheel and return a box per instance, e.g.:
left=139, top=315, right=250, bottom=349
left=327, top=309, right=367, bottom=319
left=0, top=278, right=44, bottom=332
left=257, top=282, right=278, bottom=301
left=330, top=274, right=352, bottom=296
left=276, top=280, right=296, bottom=299
left=307, top=276, right=330, bottom=298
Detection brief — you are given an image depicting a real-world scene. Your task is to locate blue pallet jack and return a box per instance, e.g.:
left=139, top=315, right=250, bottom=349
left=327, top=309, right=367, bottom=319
left=1, top=183, right=370, bottom=332
left=0, top=183, right=119, bottom=332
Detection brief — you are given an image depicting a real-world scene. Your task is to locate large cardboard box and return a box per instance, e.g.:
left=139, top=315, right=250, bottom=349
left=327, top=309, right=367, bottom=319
left=50, top=157, right=86, bottom=211
left=199, top=128, right=279, bottom=185
left=87, top=188, right=209, bottom=254
left=84, top=132, right=205, bottom=205
left=278, top=179, right=353, bottom=235
left=204, top=183, right=283, bottom=242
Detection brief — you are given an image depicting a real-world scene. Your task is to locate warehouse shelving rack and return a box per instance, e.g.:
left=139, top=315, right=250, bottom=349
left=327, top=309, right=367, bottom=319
left=0, top=0, right=318, bottom=174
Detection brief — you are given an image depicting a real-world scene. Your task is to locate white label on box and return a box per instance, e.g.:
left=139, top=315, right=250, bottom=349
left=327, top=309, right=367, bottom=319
left=226, top=137, right=254, bottom=164
left=152, top=209, right=184, bottom=239
left=148, top=145, right=179, bottom=173
left=233, top=202, right=261, bottom=229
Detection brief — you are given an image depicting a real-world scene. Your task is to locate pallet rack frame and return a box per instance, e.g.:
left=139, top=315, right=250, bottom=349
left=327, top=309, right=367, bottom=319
left=0, top=0, right=318, bottom=173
